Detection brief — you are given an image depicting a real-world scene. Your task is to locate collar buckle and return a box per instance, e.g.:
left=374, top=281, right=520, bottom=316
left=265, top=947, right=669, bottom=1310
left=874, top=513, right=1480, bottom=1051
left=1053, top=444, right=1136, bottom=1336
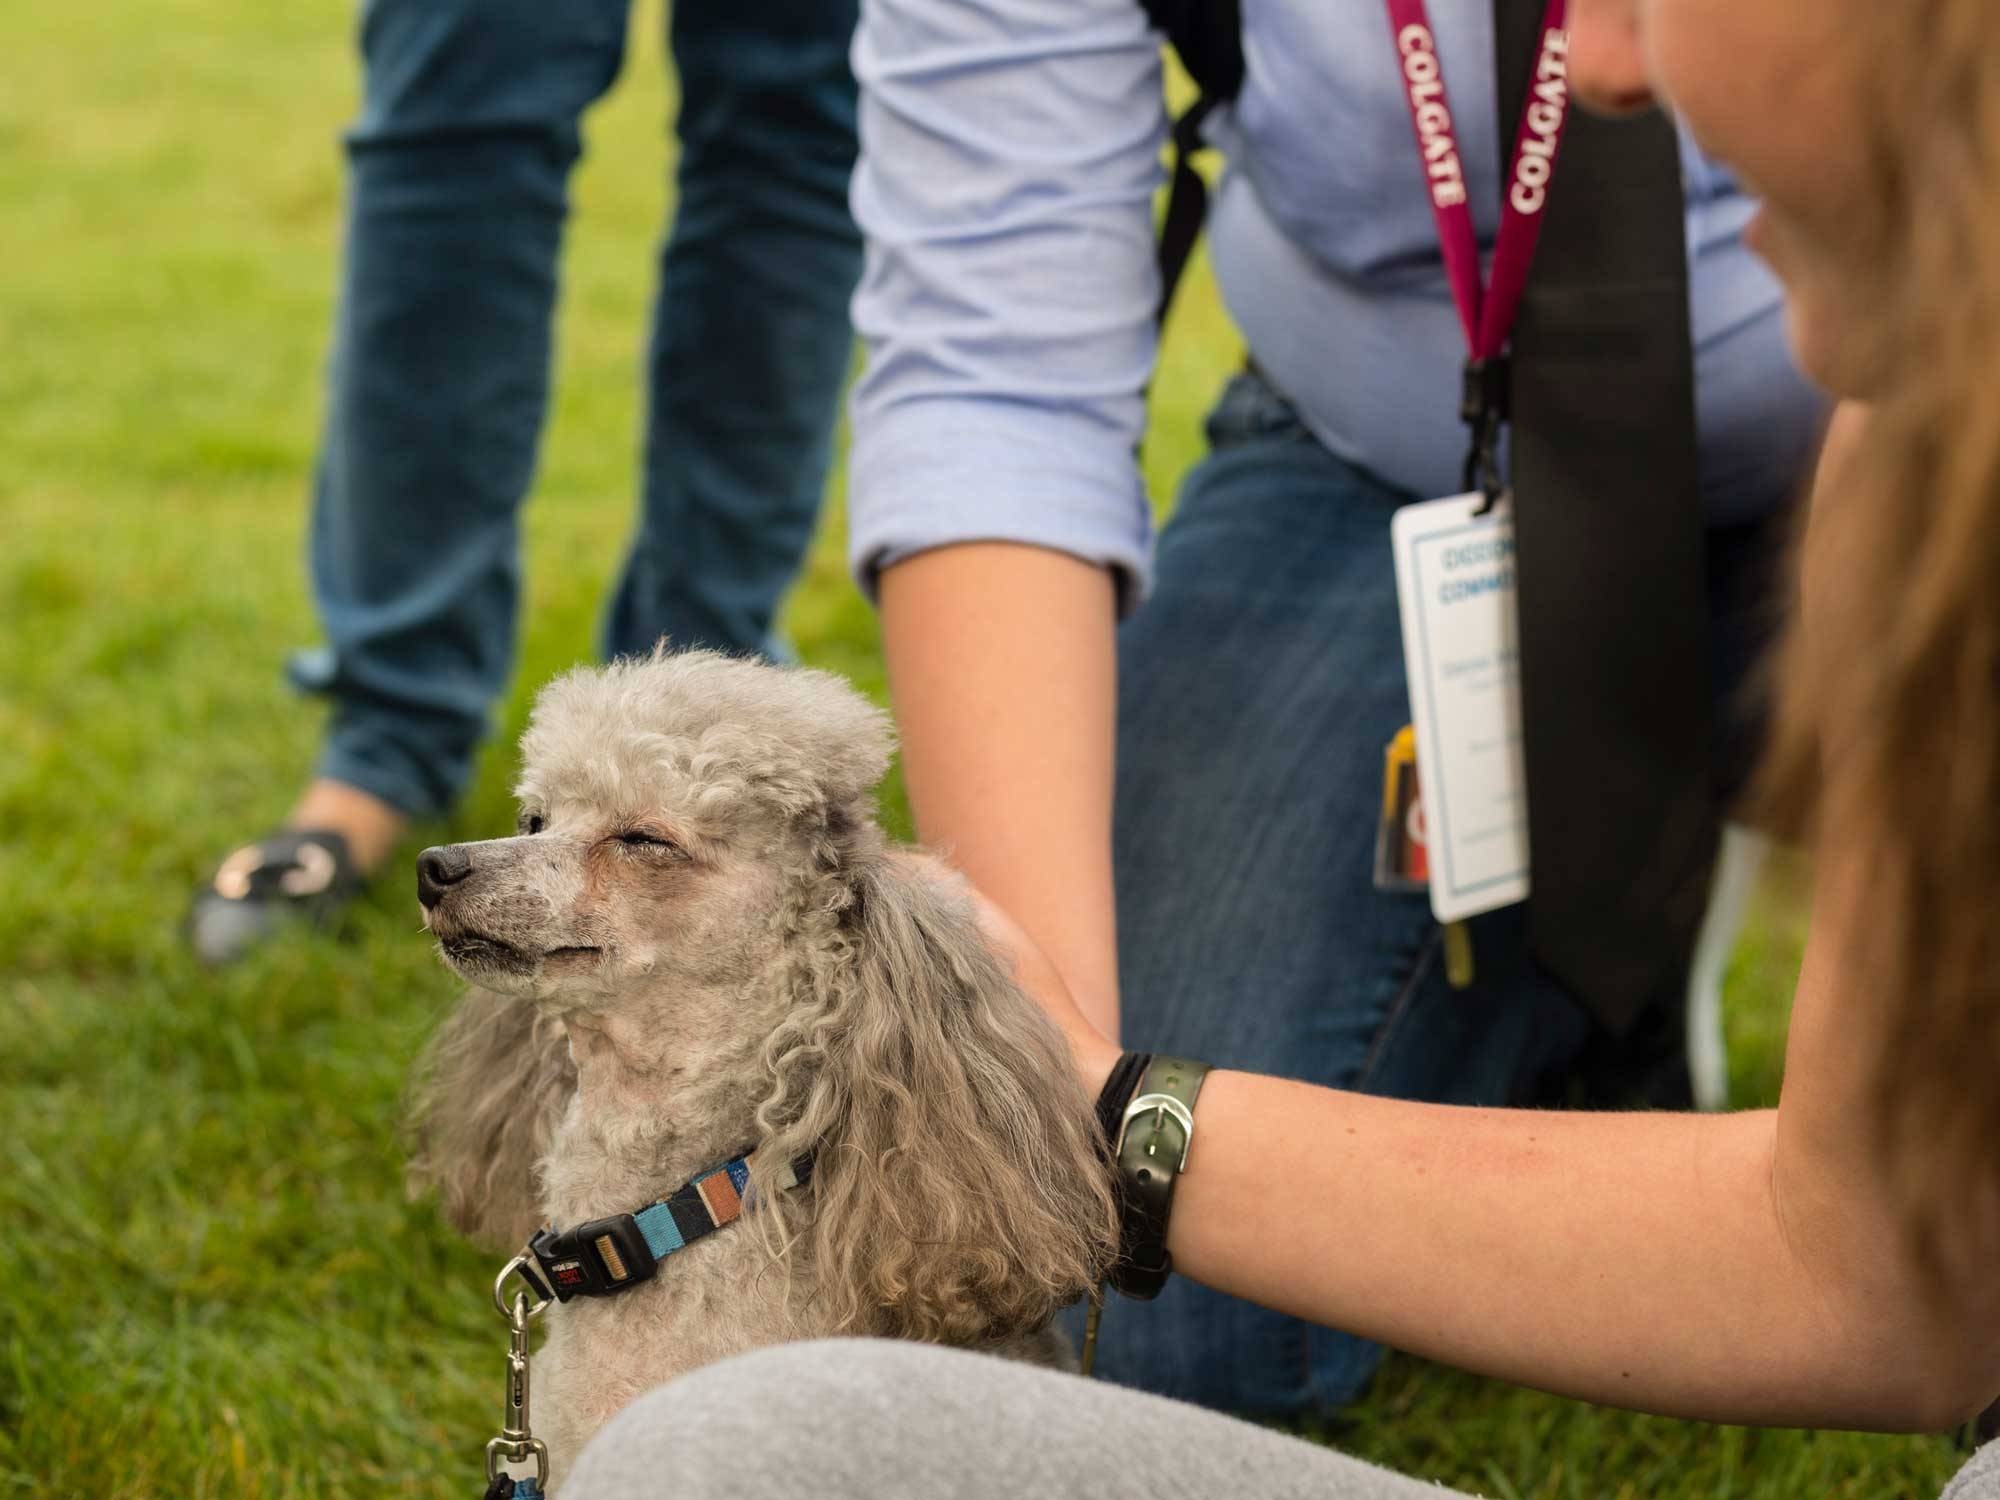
left=527, top=1213, right=658, bottom=1302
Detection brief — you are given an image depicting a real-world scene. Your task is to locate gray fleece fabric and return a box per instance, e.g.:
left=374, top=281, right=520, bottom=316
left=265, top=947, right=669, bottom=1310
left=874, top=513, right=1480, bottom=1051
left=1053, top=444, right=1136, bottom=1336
left=564, top=1338, right=1471, bottom=1499
left=1943, top=1439, right=2000, bottom=1499
left=566, top=1338, right=1999, bottom=1499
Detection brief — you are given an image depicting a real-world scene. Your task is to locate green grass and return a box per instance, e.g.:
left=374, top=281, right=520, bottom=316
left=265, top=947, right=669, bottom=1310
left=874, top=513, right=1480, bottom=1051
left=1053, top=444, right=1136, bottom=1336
left=0, top=1, right=1967, bottom=1494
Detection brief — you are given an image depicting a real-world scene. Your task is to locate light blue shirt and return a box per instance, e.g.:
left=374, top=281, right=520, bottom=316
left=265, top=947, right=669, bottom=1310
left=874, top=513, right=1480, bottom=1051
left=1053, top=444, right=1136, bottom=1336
left=847, top=0, right=1826, bottom=604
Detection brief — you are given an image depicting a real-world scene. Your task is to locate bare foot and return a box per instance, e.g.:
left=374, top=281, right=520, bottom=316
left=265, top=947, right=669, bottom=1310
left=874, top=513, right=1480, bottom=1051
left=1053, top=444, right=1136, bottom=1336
left=289, top=778, right=409, bottom=876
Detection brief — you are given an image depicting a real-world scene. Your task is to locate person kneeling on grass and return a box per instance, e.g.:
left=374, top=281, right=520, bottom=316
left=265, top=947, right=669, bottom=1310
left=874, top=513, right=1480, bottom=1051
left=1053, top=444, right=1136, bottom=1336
left=552, top=0, right=2000, bottom=1494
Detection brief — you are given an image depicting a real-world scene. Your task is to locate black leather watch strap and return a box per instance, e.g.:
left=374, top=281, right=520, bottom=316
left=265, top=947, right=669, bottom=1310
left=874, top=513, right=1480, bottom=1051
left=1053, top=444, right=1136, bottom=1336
left=1107, top=1054, right=1209, bottom=1300
left=1095, top=1051, right=1153, bottom=1149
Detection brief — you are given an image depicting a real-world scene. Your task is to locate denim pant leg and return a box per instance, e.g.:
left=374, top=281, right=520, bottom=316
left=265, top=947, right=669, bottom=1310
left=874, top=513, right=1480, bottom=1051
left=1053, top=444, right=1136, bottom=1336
left=600, top=0, right=862, bottom=661
left=293, top=0, right=631, bottom=818
left=1086, top=372, right=1592, bottom=1418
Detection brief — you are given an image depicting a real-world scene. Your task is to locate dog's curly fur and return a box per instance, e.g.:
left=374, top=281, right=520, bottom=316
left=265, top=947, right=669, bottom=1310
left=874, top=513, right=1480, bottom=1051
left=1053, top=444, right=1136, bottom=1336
left=408, top=649, right=1118, bottom=1486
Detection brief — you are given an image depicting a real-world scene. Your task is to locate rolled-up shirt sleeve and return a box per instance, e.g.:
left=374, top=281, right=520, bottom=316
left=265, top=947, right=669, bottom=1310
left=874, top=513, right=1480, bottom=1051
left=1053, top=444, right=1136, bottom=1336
left=847, top=0, right=1168, bottom=606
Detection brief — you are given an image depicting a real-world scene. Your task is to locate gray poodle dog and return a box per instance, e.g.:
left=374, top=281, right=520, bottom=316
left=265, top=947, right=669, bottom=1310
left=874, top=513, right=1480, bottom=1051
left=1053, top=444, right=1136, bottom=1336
left=408, top=649, right=1117, bottom=1488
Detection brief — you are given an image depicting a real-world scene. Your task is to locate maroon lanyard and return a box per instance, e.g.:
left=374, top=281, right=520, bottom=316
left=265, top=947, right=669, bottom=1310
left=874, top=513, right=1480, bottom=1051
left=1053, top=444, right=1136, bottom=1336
left=1385, top=0, right=1573, bottom=494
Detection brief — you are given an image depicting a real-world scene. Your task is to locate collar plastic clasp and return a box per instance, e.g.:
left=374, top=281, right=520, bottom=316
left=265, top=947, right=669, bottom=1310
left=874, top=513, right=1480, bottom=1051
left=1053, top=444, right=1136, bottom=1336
left=528, top=1214, right=658, bottom=1302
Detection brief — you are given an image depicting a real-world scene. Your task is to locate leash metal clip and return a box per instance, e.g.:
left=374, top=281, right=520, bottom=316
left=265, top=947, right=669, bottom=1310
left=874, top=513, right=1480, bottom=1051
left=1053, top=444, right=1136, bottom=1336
left=486, top=1258, right=551, bottom=1490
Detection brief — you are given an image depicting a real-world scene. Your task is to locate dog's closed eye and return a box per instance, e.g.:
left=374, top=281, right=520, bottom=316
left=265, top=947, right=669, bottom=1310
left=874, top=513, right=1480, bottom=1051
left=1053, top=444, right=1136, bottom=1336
left=616, top=830, right=689, bottom=859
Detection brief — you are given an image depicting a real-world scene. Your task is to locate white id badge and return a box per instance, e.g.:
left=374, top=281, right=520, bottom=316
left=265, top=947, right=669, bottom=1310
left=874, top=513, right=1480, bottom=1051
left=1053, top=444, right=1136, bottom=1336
left=1389, top=494, right=1530, bottom=923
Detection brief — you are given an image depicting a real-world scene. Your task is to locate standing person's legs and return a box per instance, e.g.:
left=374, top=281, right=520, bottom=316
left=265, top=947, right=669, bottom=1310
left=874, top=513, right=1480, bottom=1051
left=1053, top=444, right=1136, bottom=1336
left=191, top=0, right=630, bottom=964
left=602, top=0, right=863, bottom=661
left=296, top=0, right=633, bottom=819
left=562, top=1340, right=1477, bottom=1500
left=1085, top=369, right=1593, bottom=1416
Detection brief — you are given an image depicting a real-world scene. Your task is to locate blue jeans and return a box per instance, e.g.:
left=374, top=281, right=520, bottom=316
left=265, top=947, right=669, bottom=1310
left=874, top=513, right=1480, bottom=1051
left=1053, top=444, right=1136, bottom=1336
left=1082, top=369, right=1785, bottom=1416
left=289, top=0, right=861, bottom=817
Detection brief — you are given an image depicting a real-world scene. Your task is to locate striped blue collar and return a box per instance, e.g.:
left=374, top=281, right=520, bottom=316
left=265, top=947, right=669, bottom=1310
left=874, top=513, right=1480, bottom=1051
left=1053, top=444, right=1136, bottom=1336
left=521, top=1149, right=813, bottom=1302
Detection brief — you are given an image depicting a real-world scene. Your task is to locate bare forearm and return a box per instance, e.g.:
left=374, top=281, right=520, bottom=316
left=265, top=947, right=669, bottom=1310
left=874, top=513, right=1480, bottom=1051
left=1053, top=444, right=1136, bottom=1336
left=1165, top=1078, right=1958, bottom=1430
left=879, top=542, right=1121, bottom=1036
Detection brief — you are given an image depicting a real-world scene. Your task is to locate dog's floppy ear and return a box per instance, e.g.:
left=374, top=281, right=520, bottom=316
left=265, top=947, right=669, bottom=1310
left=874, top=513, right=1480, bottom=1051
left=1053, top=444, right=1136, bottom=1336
left=407, top=987, right=574, bottom=1251
left=761, top=856, right=1118, bottom=1345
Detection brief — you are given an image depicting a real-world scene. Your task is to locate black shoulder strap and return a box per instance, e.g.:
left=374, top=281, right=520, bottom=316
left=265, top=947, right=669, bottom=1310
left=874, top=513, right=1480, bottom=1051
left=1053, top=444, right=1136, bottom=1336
left=1137, top=0, right=1244, bottom=101
left=1138, top=0, right=1244, bottom=324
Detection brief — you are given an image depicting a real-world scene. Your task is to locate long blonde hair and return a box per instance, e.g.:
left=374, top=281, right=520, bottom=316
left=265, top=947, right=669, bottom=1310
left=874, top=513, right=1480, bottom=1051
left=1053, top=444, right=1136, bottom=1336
left=1755, top=0, right=2000, bottom=1269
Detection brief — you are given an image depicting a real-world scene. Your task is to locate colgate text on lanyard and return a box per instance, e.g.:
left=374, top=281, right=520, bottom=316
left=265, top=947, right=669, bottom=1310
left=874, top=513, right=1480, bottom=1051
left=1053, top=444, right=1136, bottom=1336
left=1385, top=0, right=1572, bottom=496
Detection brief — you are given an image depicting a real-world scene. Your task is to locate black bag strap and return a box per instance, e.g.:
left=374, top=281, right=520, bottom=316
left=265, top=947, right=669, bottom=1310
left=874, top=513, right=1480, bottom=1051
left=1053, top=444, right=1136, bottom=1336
left=1137, top=0, right=1244, bottom=323
left=1138, top=0, right=1244, bottom=99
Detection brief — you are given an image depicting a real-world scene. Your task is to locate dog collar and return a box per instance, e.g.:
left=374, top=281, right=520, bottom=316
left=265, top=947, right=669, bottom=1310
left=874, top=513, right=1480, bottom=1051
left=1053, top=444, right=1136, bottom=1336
left=509, top=1148, right=814, bottom=1303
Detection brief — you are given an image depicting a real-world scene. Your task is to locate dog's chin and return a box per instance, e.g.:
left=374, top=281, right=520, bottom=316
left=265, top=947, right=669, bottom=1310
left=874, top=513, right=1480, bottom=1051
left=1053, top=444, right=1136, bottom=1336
left=437, top=929, right=533, bottom=973
left=435, top=931, right=604, bottom=997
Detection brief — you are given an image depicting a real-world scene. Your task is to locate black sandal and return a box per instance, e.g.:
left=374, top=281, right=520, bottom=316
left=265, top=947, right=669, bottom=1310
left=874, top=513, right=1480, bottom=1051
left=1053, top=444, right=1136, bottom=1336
left=188, top=828, right=364, bottom=966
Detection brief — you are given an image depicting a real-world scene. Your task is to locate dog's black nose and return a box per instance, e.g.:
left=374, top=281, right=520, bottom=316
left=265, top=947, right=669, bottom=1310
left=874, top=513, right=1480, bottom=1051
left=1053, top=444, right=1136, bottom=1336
left=417, top=844, right=473, bottom=910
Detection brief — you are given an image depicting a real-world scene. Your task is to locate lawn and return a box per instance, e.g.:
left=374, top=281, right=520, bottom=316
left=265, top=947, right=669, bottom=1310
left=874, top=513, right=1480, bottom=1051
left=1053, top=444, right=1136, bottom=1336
left=0, top=1, right=1970, bottom=1495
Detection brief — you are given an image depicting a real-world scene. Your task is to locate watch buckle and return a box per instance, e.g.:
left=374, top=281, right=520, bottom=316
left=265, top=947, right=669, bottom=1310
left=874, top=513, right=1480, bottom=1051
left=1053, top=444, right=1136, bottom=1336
left=1116, top=1091, right=1195, bottom=1173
